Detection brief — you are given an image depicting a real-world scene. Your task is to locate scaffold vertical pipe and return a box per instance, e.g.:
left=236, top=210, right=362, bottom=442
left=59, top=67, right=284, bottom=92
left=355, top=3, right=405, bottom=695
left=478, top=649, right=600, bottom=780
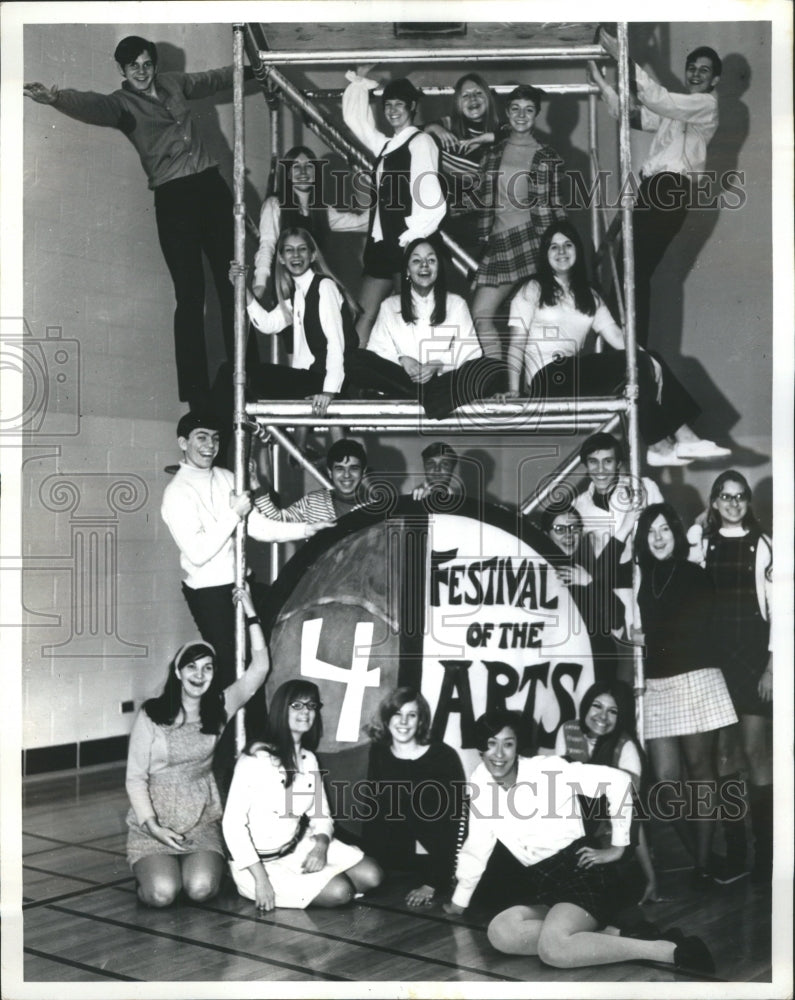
left=232, top=24, right=248, bottom=752
left=616, top=22, right=645, bottom=745
left=268, top=99, right=282, bottom=586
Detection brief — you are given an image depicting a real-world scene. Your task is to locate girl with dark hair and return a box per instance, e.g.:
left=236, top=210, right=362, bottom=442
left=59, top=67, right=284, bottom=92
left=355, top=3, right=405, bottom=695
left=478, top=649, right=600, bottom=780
left=362, top=686, right=466, bottom=907
left=342, top=70, right=446, bottom=344
left=688, top=471, right=773, bottom=883
left=445, top=710, right=713, bottom=973
left=555, top=681, right=659, bottom=904
left=251, top=145, right=367, bottom=303
left=223, top=680, right=383, bottom=911
left=345, top=237, right=505, bottom=418
left=470, top=84, right=567, bottom=359
left=424, top=72, right=505, bottom=262
left=501, top=221, right=731, bottom=466
left=633, top=503, right=737, bottom=887
left=125, top=586, right=269, bottom=907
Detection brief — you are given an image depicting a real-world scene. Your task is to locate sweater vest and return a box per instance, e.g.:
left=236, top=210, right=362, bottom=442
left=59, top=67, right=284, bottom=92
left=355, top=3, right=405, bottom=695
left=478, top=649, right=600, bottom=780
left=368, top=131, right=425, bottom=248
left=302, top=274, right=359, bottom=377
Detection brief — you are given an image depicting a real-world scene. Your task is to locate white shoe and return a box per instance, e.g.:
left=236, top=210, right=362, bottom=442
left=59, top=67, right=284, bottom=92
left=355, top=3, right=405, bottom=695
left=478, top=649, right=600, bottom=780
left=675, top=440, right=732, bottom=460
left=646, top=448, right=694, bottom=467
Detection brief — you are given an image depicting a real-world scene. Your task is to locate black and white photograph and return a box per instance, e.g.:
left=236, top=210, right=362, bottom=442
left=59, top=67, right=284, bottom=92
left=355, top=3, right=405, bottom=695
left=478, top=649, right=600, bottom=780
left=1, top=2, right=792, bottom=997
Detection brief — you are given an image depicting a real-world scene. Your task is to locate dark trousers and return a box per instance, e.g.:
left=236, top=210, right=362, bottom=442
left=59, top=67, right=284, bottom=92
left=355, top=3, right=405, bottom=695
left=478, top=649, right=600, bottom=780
left=527, top=350, right=700, bottom=445
left=611, top=173, right=691, bottom=346
left=346, top=349, right=506, bottom=419
left=210, top=361, right=325, bottom=464
left=154, top=168, right=235, bottom=403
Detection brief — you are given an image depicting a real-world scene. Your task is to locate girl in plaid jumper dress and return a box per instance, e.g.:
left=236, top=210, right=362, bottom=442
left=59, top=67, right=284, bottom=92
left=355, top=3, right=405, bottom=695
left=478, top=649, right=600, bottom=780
left=469, top=85, right=567, bottom=359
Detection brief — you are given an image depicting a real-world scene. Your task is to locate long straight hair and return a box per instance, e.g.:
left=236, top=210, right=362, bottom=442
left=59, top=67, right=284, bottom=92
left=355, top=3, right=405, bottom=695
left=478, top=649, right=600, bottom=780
left=249, top=679, right=324, bottom=787
left=578, top=681, right=644, bottom=774
left=534, top=221, right=597, bottom=316
left=270, top=144, right=329, bottom=243
left=273, top=226, right=360, bottom=319
left=704, top=469, right=761, bottom=537
left=450, top=73, right=501, bottom=137
left=143, top=641, right=227, bottom=735
left=399, top=236, right=448, bottom=325
left=633, top=502, right=690, bottom=574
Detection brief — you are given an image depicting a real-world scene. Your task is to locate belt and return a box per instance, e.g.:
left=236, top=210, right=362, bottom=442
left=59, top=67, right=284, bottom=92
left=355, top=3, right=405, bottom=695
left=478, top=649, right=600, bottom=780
left=256, top=814, right=309, bottom=862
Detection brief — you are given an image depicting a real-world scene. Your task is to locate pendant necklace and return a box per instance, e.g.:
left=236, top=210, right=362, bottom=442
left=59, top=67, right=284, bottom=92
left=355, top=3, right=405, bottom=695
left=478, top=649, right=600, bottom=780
left=652, top=561, right=677, bottom=599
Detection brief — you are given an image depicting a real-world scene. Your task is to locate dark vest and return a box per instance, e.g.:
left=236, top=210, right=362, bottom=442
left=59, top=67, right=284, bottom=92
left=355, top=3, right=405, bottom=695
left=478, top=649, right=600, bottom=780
left=302, top=274, right=359, bottom=378
left=368, top=131, right=425, bottom=248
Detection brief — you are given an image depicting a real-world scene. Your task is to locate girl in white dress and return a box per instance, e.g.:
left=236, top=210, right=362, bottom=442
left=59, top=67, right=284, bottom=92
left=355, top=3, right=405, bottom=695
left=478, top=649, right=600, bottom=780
left=223, top=679, right=383, bottom=910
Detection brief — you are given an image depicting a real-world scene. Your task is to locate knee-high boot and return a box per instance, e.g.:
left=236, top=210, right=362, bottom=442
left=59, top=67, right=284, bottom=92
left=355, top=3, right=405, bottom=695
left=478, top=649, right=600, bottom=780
left=749, top=783, right=773, bottom=884
left=713, top=772, right=749, bottom=883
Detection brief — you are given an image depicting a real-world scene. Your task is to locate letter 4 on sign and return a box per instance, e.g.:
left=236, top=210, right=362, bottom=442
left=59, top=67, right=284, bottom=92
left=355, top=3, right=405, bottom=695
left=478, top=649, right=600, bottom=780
left=301, top=618, right=381, bottom=742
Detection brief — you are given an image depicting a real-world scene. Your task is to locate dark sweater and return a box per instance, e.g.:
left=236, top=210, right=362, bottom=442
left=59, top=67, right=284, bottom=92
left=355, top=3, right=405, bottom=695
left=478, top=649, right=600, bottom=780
left=362, top=741, right=466, bottom=890
left=637, top=559, right=716, bottom=679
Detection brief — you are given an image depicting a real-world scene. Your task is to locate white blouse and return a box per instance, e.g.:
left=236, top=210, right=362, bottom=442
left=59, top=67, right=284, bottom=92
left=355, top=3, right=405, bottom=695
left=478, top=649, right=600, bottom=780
left=367, top=291, right=482, bottom=372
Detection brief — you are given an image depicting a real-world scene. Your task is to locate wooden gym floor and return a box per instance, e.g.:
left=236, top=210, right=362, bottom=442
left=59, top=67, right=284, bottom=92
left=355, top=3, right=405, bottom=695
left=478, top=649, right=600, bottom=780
left=19, top=764, right=774, bottom=987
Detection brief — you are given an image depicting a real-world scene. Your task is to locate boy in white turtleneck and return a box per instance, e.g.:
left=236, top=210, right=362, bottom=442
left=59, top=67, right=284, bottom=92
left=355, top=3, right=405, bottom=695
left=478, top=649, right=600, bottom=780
left=161, top=412, right=330, bottom=694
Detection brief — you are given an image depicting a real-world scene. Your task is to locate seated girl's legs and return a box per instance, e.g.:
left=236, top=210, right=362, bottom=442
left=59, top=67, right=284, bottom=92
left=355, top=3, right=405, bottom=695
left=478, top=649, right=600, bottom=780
left=133, top=854, right=183, bottom=908
left=536, top=902, right=675, bottom=969
left=356, top=276, right=397, bottom=347
left=345, top=350, right=416, bottom=398
left=345, top=856, right=384, bottom=893
left=180, top=850, right=226, bottom=903
left=421, top=357, right=508, bottom=419
left=487, top=904, right=550, bottom=955
left=679, top=729, right=719, bottom=871
left=472, top=283, right=514, bottom=361
left=310, top=873, right=356, bottom=908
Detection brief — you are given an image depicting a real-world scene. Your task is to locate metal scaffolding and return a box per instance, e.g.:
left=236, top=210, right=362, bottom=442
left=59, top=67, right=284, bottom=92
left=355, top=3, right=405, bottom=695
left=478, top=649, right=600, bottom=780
left=230, top=21, right=646, bottom=742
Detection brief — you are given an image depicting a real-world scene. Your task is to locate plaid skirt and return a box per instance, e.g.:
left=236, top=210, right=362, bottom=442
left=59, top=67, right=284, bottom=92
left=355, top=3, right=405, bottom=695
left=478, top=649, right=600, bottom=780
left=475, top=223, right=542, bottom=287
left=515, top=838, right=641, bottom=926
left=644, top=668, right=738, bottom=740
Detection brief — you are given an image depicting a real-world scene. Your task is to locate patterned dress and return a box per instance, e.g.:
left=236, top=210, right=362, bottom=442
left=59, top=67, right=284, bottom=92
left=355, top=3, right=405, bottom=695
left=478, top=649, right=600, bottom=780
left=474, top=139, right=566, bottom=286
left=704, top=530, right=772, bottom=717
left=126, top=720, right=224, bottom=867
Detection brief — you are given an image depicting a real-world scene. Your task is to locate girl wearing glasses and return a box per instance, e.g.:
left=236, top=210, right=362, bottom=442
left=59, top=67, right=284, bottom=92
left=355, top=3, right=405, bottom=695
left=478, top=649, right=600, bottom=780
left=688, top=471, right=773, bottom=883
left=223, top=679, right=383, bottom=911
left=539, top=504, right=627, bottom=684
left=632, top=503, right=737, bottom=889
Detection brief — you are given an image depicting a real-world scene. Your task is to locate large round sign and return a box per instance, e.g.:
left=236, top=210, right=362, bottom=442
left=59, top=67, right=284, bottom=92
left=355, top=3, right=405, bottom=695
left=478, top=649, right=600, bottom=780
left=266, top=498, right=596, bottom=795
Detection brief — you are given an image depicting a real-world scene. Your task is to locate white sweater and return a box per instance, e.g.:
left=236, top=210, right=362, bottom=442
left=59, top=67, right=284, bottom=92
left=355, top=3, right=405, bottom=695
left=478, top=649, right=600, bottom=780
left=161, top=463, right=308, bottom=589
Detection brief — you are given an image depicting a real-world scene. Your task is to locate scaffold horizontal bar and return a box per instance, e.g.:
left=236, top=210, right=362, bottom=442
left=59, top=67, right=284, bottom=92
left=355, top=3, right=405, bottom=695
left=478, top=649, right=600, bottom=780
left=303, top=83, right=601, bottom=99
left=245, top=398, right=628, bottom=431
left=256, top=45, right=607, bottom=65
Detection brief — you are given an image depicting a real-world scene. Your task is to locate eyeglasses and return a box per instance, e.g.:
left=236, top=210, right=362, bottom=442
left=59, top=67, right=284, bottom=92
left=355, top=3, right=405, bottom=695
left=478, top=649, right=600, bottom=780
left=551, top=523, right=582, bottom=534
left=718, top=491, right=749, bottom=504
left=289, top=700, right=322, bottom=711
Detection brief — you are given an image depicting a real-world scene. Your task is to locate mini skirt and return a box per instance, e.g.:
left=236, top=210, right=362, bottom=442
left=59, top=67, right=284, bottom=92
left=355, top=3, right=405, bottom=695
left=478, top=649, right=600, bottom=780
left=475, top=222, right=542, bottom=287
left=229, top=836, right=364, bottom=909
left=644, top=668, right=738, bottom=739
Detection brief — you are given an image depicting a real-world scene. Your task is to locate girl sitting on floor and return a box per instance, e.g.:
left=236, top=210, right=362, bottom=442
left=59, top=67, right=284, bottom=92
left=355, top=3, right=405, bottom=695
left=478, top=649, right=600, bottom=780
left=223, top=679, right=383, bottom=911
